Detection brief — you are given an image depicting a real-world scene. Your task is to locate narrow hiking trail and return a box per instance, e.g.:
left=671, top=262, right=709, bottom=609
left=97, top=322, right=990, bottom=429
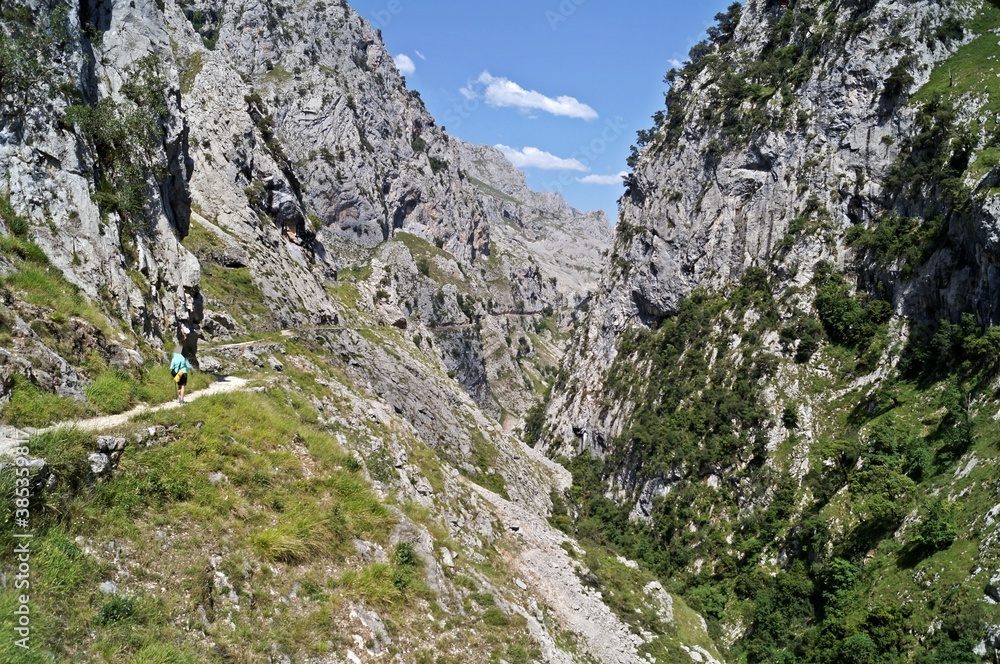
left=199, top=313, right=556, bottom=348
left=42, top=375, right=249, bottom=434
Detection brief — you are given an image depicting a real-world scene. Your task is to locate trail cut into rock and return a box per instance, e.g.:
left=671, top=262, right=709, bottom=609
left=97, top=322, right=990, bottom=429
left=42, top=375, right=249, bottom=434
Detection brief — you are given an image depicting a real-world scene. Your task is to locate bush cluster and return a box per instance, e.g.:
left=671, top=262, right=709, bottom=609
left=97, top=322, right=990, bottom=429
left=812, top=261, right=891, bottom=350
left=0, top=1, right=72, bottom=116
left=884, top=96, right=974, bottom=219
left=64, top=56, right=167, bottom=236
left=902, top=313, right=1000, bottom=380
left=554, top=247, right=992, bottom=660
left=631, top=0, right=837, bottom=168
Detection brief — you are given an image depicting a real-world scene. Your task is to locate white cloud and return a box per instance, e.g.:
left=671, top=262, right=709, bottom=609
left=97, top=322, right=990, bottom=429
left=496, top=145, right=589, bottom=172
left=668, top=58, right=684, bottom=69
left=415, top=50, right=427, bottom=61
left=394, top=54, right=416, bottom=76
left=578, top=172, right=628, bottom=185
left=466, top=71, right=598, bottom=120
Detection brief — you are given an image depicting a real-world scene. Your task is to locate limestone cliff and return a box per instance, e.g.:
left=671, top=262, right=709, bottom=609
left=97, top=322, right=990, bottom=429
left=543, top=0, right=1000, bottom=658
left=170, top=0, right=610, bottom=419
left=0, top=0, right=203, bottom=359
left=0, top=0, right=611, bottom=508
left=0, top=0, right=609, bottom=421
left=547, top=0, right=1000, bottom=458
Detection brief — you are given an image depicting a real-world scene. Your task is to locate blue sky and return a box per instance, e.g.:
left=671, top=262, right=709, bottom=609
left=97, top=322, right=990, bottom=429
left=348, top=0, right=734, bottom=225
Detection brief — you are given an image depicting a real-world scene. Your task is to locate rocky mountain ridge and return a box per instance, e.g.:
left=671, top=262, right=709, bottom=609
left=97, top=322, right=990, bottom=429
left=540, top=0, right=1000, bottom=660
left=173, top=0, right=611, bottom=420
left=0, top=0, right=610, bottom=422
left=546, top=0, right=988, bottom=459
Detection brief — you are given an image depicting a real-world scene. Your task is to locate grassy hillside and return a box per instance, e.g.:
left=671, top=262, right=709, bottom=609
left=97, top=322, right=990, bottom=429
left=0, top=339, right=549, bottom=663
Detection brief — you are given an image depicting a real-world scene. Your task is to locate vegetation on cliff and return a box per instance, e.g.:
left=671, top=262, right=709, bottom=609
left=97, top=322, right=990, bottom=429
left=548, top=0, right=1000, bottom=661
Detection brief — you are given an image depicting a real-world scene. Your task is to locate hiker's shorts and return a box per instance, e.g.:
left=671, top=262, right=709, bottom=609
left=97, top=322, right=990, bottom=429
left=171, top=370, right=188, bottom=387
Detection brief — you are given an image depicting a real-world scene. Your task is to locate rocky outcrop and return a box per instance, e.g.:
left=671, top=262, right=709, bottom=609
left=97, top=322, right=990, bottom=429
left=538, top=1, right=1000, bottom=657
left=545, top=0, right=997, bottom=459
left=1, top=0, right=203, bottom=359
left=176, top=0, right=492, bottom=269
left=0, top=0, right=608, bottom=423
left=309, top=324, right=559, bottom=514
left=162, top=0, right=609, bottom=417
left=455, top=142, right=611, bottom=308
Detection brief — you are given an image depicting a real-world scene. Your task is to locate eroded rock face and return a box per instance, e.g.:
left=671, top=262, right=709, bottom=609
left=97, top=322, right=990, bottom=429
left=0, top=0, right=609, bottom=424
left=544, top=0, right=998, bottom=460
left=177, top=0, right=493, bottom=268
left=309, top=324, right=557, bottom=513
left=454, top=143, right=612, bottom=308
left=0, top=0, right=202, bottom=360
left=0, top=0, right=611, bottom=513
left=160, top=0, right=610, bottom=415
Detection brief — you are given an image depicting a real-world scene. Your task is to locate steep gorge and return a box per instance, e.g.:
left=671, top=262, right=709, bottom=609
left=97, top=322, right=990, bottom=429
left=542, top=0, right=1000, bottom=660
left=4, top=0, right=1000, bottom=661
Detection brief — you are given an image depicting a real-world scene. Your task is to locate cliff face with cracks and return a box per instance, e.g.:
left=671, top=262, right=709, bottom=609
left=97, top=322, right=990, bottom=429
left=540, top=0, right=1000, bottom=658
left=165, top=0, right=612, bottom=418
left=0, top=0, right=617, bottom=504
left=0, top=0, right=610, bottom=416
left=546, top=0, right=1000, bottom=460
left=0, top=0, right=203, bottom=356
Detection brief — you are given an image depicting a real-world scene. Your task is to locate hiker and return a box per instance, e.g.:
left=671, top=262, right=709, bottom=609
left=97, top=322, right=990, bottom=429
left=170, top=347, right=193, bottom=404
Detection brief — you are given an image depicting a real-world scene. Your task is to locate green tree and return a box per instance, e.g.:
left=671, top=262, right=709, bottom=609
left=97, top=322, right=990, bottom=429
left=838, top=632, right=877, bottom=664
left=0, top=1, right=72, bottom=115
left=707, top=2, right=742, bottom=44
left=915, top=497, right=957, bottom=553
left=523, top=398, right=547, bottom=446
left=63, top=56, right=167, bottom=233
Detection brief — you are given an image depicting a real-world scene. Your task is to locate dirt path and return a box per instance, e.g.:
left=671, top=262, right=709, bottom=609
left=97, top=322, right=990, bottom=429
left=42, top=375, right=249, bottom=434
